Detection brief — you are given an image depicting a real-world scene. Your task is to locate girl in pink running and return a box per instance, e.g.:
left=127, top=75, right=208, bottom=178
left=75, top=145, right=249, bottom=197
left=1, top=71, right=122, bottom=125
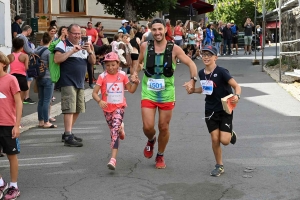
left=92, top=52, right=139, bottom=170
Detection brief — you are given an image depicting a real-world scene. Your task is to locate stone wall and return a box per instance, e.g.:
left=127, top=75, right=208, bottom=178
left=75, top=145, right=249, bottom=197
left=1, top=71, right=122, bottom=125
left=281, top=5, right=300, bottom=67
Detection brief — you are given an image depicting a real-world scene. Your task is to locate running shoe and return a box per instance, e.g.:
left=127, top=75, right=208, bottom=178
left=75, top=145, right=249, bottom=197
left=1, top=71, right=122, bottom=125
left=143, top=136, right=156, bottom=158
left=119, top=122, right=125, bottom=140
left=64, top=135, right=83, bottom=147
left=249, top=52, right=252, bottom=55
left=0, top=181, right=8, bottom=199
left=4, top=186, right=20, bottom=200
left=230, top=130, right=237, bottom=145
left=210, top=164, right=224, bottom=177
left=230, top=53, right=233, bottom=55
left=23, top=98, right=36, bottom=104
left=155, top=155, right=166, bottom=169
left=61, top=133, right=83, bottom=142
left=107, top=158, right=116, bottom=170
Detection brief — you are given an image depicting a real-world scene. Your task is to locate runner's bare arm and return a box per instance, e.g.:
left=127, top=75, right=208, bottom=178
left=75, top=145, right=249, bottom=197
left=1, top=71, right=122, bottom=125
left=174, top=45, right=198, bottom=77
left=134, top=42, right=146, bottom=73
left=12, top=91, right=22, bottom=138
left=228, top=78, right=241, bottom=103
left=125, top=81, right=139, bottom=93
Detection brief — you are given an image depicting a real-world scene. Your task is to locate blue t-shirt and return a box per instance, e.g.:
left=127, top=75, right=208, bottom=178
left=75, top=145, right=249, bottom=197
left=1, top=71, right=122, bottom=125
left=198, top=66, right=233, bottom=112
left=54, top=39, right=88, bottom=89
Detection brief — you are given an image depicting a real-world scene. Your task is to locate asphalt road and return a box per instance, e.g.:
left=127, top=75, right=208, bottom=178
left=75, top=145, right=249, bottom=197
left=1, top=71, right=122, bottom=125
left=2, top=46, right=300, bottom=200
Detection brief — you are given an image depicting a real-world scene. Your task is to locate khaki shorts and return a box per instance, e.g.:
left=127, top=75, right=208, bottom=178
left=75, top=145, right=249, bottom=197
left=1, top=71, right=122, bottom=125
left=61, top=86, right=85, bottom=114
left=244, top=36, right=252, bottom=46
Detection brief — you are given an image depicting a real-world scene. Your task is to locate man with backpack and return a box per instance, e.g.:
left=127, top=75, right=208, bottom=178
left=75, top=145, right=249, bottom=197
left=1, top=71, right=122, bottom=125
left=230, top=20, right=239, bottom=55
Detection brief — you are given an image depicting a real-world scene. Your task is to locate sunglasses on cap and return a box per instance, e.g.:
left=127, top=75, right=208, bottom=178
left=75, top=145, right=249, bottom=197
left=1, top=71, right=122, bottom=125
left=151, top=18, right=166, bottom=26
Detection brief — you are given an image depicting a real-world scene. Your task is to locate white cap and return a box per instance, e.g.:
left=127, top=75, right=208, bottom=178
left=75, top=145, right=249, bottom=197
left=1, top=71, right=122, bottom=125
left=121, top=19, right=129, bottom=24
left=118, top=29, right=124, bottom=33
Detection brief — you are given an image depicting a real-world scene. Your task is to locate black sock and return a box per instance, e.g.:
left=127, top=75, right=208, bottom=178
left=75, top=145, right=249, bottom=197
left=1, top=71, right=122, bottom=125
left=157, top=152, right=163, bottom=156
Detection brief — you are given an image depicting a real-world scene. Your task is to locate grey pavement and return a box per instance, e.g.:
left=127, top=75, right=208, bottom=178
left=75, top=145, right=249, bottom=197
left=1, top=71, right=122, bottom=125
left=2, top=46, right=300, bottom=200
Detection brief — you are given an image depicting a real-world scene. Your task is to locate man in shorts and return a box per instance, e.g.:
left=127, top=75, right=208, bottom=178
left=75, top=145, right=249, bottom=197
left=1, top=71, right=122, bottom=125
left=244, top=18, right=254, bottom=55
left=131, top=18, right=198, bottom=169
left=54, top=24, right=96, bottom=147
left=184, top=45, right=241, bottom=177
left=0, top=51, right=23, bottom=199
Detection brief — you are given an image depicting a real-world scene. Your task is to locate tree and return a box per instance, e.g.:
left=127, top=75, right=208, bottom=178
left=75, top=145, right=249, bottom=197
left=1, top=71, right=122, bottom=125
left=96, top=0, right=177, bottom=21
left=206, top=0, right=276, bottom=27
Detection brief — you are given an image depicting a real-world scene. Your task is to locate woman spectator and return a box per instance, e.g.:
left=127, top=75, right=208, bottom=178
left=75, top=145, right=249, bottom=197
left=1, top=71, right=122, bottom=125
left=117, top=34, right=133, bottom=73
left=35, top=32, right=57, bottom=128
left=95, top=22, right=104, bottom=47
left=81, top=28, right=96, bottom=88
left=205, top=24, right=214, bottom=45
left=129, top=27, right=140, bottom=74
left=56, top=26, right=68, bottom=41
left=48, top=26, right=57, bottom=42
left=213, top=23, right=222, bottom=56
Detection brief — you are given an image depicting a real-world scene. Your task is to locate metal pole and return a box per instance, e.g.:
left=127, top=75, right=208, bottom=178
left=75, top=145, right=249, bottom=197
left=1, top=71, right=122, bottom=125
left=279, top=0, right=282, bottom=82
left=275, top=17, right=278, bottom=58
left=254, top=0, right=257, bottom=60
left=261, top=0, right=266, bottom=72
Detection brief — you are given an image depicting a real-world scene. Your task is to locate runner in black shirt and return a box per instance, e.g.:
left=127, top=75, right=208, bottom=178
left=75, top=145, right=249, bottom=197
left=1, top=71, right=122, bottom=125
left=184, top=45, right=241, bottom=177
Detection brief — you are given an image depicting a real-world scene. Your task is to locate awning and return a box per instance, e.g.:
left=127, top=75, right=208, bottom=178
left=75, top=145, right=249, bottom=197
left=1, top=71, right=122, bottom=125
left=178, top=0, right=214, bottom=14
left=266, top=21, right=281, bottom=29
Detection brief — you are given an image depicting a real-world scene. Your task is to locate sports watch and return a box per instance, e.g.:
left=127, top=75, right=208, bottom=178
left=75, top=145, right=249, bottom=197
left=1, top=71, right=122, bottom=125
left=235, top=94, right=241, bottom=99
left=191, top=77, right=198, bottom=82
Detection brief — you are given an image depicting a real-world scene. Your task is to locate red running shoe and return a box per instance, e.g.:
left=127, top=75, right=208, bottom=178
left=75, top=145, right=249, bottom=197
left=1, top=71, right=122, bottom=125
left=155, top=155, right=166, bottom=169
left=143, top=137, right=156, bottom=159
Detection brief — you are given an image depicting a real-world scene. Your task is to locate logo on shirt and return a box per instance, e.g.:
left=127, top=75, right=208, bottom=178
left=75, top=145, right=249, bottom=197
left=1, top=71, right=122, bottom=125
left=213, top=74, right=218, bottom=77
left=12, top=148, right=16, bottom=151
left=0, top=92, right=7, bottom=99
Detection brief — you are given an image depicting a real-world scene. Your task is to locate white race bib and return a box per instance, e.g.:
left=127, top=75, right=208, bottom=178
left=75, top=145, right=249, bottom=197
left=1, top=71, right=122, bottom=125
left=147, top=78, right=165, bottom=91
left=200, top=80, right=213, bottom=95
left=106, top=83, right=123, bottom=104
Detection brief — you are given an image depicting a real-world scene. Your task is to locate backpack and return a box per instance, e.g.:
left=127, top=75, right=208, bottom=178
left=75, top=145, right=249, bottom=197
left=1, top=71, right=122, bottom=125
left=231, top=25, right=237, bottom=34
left=48, top=39, right=66, bottom=83
left=26, top=47, right=48, bottom=78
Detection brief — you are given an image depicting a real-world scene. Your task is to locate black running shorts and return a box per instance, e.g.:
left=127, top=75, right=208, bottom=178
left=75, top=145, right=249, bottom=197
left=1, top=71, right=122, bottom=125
left=0, top=126, right=20, bottom=155
left=205, top=110, right=233, bottom=133
left=232, top=35, right=238, bottom=45
left=11, top=73, right=29, bottom=91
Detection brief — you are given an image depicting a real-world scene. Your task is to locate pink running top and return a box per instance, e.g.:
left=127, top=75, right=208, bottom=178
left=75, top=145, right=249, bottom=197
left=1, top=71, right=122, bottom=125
left=10, top=52, right=26, bottom=76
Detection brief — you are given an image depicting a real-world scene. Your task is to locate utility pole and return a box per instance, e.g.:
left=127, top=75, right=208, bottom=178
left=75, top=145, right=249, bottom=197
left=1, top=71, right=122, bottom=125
left=261, top=0, right=266, bottom=72
left=252, top=0, right=260, bottom=65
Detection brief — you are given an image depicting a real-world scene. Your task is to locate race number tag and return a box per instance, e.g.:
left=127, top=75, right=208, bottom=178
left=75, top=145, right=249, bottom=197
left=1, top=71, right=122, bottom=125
left=147, top=78, right=165, bottom=91
left=200, top=80, right=213, bottom=95
left=106, top=83, right=123, bottom=104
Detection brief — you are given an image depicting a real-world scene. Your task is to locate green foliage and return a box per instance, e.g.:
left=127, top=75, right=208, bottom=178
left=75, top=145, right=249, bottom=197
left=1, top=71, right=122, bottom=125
left=266, top=58, right=280, bottom=66
left=96, top=0, right=177, bottom=20
left=206, top=0, right=276, bottom=27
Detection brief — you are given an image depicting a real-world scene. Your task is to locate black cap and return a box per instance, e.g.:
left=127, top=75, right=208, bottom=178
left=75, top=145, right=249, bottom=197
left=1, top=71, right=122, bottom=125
left=151, top=18, right=166, bottom=27
left=202, top=45, right=218, bottom=55
left=14, top=15, right=21, bottom=21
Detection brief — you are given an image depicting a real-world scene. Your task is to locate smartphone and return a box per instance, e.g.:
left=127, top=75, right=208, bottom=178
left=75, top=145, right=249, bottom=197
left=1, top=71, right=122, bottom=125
left=87, top=36, right=92, bottom=43
left=81, top=36, right=88, bottom=46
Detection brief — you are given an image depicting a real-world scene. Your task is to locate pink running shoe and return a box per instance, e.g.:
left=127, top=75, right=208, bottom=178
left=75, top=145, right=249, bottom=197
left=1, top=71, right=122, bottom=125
left=155, top=155, right=166, bottom=169
left=107, top=158, right=116, bottom=170
left=4, top=186, right=20, bottom=200
left=0, top=182, right=8, bottom=199
left=143, top=137, right=156, bottom=159
left=119, top=122, right=125, bottom=140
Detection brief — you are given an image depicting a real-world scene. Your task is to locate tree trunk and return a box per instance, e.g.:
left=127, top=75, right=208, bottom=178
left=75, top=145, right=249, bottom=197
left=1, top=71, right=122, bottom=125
left=124, top=0, right=137, bottom=21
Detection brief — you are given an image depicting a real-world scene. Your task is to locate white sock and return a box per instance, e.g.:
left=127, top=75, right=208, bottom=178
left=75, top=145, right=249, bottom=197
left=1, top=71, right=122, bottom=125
left=0, top=177, right=4, bottom=186
left=10, top=182, right=18, bottom=189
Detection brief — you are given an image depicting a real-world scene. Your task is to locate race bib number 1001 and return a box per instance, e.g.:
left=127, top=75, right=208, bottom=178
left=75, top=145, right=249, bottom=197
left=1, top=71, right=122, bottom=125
left=147, top=78, right=165, bottom=91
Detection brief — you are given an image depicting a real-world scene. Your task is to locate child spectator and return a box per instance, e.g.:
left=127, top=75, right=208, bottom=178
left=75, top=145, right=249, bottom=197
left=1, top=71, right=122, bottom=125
left=92, top=52, right=139, bottom=170
left=7, top=38, right=29, bottom=102
left=0, top=51, right=23, bottom=200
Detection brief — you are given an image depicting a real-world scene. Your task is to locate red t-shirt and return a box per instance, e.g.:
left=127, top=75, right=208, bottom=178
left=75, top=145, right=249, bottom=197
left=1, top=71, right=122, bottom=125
left=0, top=74, right=20, bottom=126
left=96, top=70, right=129, bottom=112
left=86, top=28, right=98, bottom=43
left=166, top=25, right=173, bottom=41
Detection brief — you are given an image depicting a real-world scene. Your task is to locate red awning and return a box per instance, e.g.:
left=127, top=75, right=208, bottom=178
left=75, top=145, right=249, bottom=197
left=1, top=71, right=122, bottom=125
left=266, top=21, right=281, bottom=29
left=178, top=0, right=214, bottom=14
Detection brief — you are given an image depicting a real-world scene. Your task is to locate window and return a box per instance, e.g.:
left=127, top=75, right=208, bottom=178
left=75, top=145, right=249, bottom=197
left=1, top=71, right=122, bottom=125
left=60, top=0, right=85, bottom=13
left=37, top=0, right=50, bottom=14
